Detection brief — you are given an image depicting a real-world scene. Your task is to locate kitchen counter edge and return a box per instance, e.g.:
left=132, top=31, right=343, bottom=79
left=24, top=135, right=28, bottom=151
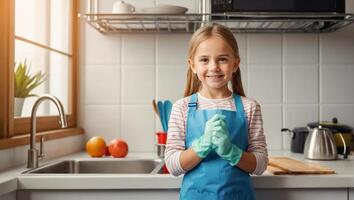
left=1, top=151, right=354, bottom=195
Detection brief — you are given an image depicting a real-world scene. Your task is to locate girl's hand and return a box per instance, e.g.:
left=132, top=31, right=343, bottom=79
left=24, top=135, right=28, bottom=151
left=212, top=118, right=243, bottom=166
left=191, top=114, right=224, bottom=158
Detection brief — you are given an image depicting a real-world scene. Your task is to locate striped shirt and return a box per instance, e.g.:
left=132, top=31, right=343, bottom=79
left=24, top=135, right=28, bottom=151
left=164, top=93, right=268, bottom=176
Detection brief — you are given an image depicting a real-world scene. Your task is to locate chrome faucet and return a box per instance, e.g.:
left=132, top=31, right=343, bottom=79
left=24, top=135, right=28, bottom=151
left=27, top=94, right=68, bottom=168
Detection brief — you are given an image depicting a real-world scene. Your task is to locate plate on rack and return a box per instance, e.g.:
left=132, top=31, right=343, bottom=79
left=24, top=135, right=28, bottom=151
left=138, top=4, right=188, bottom=14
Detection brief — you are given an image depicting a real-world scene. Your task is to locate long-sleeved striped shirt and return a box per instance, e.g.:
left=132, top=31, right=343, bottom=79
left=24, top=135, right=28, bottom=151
left=164, top=93, right=268, bottom=176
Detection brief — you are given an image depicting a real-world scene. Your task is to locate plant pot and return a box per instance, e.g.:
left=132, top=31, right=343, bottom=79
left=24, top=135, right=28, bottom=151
left=14, top=97, right=25, bottom=116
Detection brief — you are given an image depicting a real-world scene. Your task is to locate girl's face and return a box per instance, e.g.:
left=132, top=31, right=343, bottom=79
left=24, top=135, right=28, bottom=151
left=189, top=35, right=239, bottom=97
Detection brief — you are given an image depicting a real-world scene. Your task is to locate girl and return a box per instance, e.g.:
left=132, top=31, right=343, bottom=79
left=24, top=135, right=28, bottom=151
left=165, top=23, right=268, bottom=200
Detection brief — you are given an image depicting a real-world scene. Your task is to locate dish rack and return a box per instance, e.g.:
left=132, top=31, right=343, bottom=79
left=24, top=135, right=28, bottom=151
left=84, top=1, right=354, bottom=33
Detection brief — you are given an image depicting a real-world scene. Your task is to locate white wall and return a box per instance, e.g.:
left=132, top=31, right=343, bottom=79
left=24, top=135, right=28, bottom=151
left=0, top=135, right=84, bottom=171
left=79, top=0, right=354, bottom=152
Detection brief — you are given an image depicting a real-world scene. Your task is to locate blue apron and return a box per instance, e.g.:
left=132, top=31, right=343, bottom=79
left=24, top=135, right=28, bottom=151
left=180, top=93, right=255, bottom=200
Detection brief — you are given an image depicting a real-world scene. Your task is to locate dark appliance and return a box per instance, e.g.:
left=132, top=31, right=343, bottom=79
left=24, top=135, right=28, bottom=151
left=281, top=127, right=309, bottom=153
left=211, top=0, right=345, bottom=13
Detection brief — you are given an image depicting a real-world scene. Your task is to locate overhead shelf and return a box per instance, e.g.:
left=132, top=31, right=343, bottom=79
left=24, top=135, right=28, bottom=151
left=83, top=12, right=354, bottom=34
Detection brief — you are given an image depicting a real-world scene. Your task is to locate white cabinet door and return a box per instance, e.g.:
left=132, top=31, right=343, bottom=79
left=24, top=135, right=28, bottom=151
left=349, top=189, right=354, bottom=200
left=0, top=191, right=16, bottom=200
left=18, top=189, right=351, bottom=200
left=18, top=190, right=180, bottom=200
left=256, top=189, right=347, bottom=200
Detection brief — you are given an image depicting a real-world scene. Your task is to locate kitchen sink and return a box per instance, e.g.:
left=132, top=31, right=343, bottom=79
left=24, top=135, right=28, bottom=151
left=22, top=158, right=164, bottom=174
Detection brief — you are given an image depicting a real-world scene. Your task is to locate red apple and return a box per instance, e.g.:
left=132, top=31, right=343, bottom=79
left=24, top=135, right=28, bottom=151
left=108, top=139, right=128, bottom=158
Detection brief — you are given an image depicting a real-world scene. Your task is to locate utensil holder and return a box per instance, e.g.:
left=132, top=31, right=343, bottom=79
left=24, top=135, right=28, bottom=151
left=156, top=132, right=167, bottom=144
left=156, top=144, right=165, bottom=158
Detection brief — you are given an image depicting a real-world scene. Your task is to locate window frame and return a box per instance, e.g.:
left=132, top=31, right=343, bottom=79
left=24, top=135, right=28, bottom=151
left=0, top=0, right=83, bottom=149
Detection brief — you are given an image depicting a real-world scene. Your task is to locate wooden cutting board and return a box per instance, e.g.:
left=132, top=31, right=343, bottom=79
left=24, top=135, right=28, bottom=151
left=267, top=157, right=335, bottom=175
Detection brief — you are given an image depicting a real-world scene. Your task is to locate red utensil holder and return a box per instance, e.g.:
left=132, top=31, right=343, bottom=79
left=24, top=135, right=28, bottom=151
left=156, top=132, right=167, bottom=144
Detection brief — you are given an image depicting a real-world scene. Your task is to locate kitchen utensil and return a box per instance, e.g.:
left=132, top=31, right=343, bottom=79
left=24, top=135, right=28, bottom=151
left=152, top=100, right=160, bottom=116
left=307, top=117, right=353, bottom=156
left=164, top=100, right=172, bottom=128
left=304, top=126, right=346, bottom=160
left=281, top=127, right=309, bottom=153
left=112, top=0, right=135, bottom=14
left=267, top=157, right=335, bottom=175
left=139, top=4, right=188, bottom=14
left=157, top=101, right=167, bottom=132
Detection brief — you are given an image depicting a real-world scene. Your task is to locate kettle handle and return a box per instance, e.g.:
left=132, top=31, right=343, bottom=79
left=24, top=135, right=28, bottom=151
left=281, top=128, right=291, bottom=132
left=337, top=132, right=347, bottom=159
left=306, top=126, right=312, bottom=132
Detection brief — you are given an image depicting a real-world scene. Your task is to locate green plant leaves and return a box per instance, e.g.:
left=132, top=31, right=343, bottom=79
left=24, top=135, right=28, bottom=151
left=14, top=60, right=46, bottom=98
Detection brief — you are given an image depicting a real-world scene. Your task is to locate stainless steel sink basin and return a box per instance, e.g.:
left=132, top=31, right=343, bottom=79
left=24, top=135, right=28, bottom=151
left=22, top=158, right=164, bottom=174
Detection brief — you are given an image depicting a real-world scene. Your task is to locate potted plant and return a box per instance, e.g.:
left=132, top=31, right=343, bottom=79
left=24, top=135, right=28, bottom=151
left=14, top=60, right=46, bottom=116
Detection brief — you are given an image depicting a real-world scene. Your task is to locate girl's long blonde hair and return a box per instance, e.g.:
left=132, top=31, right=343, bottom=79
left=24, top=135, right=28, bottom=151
left=184, top=23, right=245, bottom=97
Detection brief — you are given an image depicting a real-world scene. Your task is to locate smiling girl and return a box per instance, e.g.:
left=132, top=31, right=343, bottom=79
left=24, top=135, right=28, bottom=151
left=165, top=23, right=268, bottom=200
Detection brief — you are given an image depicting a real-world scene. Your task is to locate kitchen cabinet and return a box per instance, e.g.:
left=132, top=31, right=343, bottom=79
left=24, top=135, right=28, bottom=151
left=15, top=189, right=352, bottom=200
left=0, top=191, right=15, bottom=200
left=255, top=189, right=348, bottom=200
left=17, top=190, right=180, bottom=200
left=350, top=189, right=354, bottom=200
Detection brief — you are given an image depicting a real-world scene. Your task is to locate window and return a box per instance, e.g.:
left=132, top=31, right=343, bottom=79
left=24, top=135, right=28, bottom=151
left=0, top=0, right=83, bottom=149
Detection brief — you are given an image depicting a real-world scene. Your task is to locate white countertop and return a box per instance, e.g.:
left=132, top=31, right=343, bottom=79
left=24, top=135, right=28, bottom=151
left=1, top=150, right=354, bottom=196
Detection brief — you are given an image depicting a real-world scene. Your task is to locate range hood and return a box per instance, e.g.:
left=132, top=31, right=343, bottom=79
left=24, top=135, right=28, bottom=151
left=84, top=0, right=354, bottom=34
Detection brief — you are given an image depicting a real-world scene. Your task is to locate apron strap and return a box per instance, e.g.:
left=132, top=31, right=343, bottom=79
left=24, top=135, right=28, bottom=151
left=188, top=93, right=198, bottom=111
left=234, top=94, right=242, bottom=114
left=234, top=94, right=249, bottom=131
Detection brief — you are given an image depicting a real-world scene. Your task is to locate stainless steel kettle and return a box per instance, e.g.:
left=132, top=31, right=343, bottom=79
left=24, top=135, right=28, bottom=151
left=304, top=126, right=346, bottom=160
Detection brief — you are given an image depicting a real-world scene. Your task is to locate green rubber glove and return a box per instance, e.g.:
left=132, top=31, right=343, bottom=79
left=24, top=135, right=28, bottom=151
left=212, top=119, right=243, bottom=166
left=191, top=114, right=224, bottom=158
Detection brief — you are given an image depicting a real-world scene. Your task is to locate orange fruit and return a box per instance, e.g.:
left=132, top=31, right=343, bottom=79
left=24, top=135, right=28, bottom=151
left=86, top=136, right=107, bottom=157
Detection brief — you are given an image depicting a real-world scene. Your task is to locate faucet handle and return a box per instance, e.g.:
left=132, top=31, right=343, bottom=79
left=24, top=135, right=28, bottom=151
left=39, top=136, right=45, bottom=160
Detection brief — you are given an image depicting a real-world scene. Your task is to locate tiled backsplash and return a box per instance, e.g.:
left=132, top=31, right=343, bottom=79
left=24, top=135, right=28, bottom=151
left=79, top=0, right=354, bottom=153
